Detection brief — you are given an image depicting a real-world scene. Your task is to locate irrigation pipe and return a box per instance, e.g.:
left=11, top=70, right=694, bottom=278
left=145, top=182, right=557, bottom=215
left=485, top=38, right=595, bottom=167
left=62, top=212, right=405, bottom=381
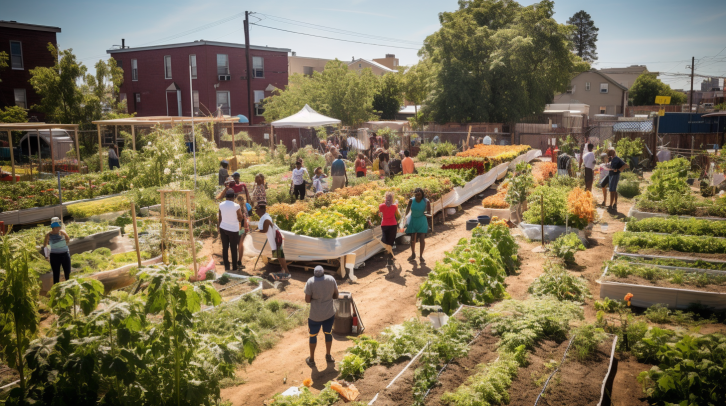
left=533, top=334, right=577, bottom=406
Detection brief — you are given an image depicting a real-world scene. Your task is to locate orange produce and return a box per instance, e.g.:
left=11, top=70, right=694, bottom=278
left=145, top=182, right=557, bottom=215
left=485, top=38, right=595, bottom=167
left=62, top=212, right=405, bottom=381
left=533, top=162, right=557, bottom=184
left=567, top=187, right=595, bottom=223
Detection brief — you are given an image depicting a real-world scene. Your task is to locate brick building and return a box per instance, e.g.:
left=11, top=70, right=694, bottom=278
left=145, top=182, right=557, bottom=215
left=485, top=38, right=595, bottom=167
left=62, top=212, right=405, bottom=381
left=107, top=40, right=290, bottom=124
left=0, top=20, right=61, bottom=121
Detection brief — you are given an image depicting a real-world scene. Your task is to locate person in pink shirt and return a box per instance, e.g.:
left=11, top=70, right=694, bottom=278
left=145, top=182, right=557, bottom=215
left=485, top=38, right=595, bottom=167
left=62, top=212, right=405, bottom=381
left=378, top=191, right=401, bottom=268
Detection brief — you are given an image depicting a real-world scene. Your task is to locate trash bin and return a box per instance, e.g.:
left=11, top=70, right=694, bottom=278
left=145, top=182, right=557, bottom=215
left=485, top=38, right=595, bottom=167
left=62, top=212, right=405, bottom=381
left=333, top=292, right=353, bottom=335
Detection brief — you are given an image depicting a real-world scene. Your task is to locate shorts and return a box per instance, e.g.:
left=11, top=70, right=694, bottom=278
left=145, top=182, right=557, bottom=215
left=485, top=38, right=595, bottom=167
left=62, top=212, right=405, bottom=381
left=609, top=172, right=620, bottom=192
left=356, top=171, right=365, bottom=178
left=271, top=245, right=284, bottom=259
left=308, top=315, right=335, bottom=344
left=584, top=168, right=594, bottom=190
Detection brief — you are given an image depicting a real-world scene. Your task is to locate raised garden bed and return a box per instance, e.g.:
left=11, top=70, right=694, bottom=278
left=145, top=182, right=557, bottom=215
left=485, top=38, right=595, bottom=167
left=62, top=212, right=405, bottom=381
left=0, top=193, right=124, bottom=226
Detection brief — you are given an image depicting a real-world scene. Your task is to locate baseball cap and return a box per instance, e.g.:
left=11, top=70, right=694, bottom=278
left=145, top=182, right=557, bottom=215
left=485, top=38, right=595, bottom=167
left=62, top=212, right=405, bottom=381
left=221, top=159, right=228, bottom=164
left=50, top=217, right=61, bottom=228
left=314, top=265, right=324, bottom=277
left=232, top=172, right=240, bottom=177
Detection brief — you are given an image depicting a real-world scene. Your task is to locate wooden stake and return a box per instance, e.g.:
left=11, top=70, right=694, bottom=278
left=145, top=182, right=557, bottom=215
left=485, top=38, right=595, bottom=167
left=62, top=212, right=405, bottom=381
left=49, top=129, right=55, bottom=174
left=231, top=123, right=236, bottom=156
left=74, top=127, right=81, bottom=173
left=465, top=125, right=472, bottom=151
left=7, top=131, right=15, bottom=184
left=131, top=202, right=142, bottom=268
left=36, top=130, right=41, bottom=177
left=131, top=125, right=136, bottom=152
left=160, top=191, right=167, bottom=264
left=97, top=124, right=103, bottom=172
left=540, top=194, right=545, bottom=246
left=187, top=192, right=198, bottom=273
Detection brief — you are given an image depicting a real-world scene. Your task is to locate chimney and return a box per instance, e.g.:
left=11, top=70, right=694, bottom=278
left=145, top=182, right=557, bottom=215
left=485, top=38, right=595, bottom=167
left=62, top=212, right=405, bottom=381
left=292, top=51, right=296, bottom=56
left=385, top=54, right=395, bottom=58
left=121, top=38, right=125, bottom=49
left=352, top=56, right=355, bottom=62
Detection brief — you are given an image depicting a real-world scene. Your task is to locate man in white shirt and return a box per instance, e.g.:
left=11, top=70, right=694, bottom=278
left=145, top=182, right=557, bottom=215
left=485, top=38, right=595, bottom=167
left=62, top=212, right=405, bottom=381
left=218, top=190, right=244, bottom=271
left=256, top=203, right=290, bottom=278
left=291, top=160, right=310, bottom=201
left=582, top=143, right=596, bottom=192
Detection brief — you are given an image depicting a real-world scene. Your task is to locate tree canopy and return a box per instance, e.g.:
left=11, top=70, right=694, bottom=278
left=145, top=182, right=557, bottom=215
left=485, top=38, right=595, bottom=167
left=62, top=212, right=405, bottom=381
left=262, top=60, right=380, bottom=127
left=421, top=0, right=589, bottom=124
left=372, top=70, right=404, bottom=120
left=567, top=10, right=599, bottom=62
left=629, top=73, right=687, bottom=106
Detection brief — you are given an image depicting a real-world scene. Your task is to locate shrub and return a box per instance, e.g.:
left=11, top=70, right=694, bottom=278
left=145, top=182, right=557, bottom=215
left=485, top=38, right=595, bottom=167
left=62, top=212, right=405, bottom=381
left=549, top=232, right=586, bottom=264
left=571, top=324, right=607, bottom=360
left=617, top=180, right=640, bottom=198
left=527, top=262, right=591, bottom=302
left=66, top=195, right=131, bottom=218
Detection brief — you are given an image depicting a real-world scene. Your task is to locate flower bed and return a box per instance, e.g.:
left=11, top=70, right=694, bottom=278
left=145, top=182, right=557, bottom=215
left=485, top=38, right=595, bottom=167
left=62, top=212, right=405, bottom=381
left=523, top=185, right=595, bottom=230
left=532, top=161, right=557, bottom=184
left=481, top=181, right=509, bottom=209
left=455, top=144, right=531, bottom=161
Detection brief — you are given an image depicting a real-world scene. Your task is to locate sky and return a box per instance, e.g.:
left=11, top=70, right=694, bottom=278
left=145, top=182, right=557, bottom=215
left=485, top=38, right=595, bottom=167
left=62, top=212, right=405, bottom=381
left=3, top=0, right=726, bottom=91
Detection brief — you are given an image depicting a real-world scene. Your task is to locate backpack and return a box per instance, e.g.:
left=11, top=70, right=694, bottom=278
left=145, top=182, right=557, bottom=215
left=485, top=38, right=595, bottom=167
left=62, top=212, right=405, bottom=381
left=274, top=227, right=284, bottom=247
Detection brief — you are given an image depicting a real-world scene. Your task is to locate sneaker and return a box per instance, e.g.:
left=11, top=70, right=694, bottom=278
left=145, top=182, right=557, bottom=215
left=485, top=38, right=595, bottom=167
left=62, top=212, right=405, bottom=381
left=325, top=354, right=335, bottom=363
left=306, top=357, right=316, bottom=367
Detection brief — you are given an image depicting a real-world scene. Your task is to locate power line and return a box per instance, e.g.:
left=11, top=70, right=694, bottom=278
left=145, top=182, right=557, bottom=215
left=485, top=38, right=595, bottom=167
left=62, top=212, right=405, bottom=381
left=250, top=23, right=421, bottom=50
left=139, top=11, right=246, bottom=46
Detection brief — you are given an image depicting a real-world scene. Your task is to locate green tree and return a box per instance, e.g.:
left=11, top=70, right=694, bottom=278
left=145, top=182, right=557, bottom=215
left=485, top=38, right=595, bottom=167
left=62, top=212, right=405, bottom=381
left=0, top=106, right=28, bottom=123
left=630, top=73, right=687, bottom=106
left=402, top=62, right=432, bottom=129
left=421, top=0, right=588, bottom=124
left=372, top=70, right=404, bottom=120
left=263, top=60, right=380, bottom=127
left=567, top=10, right=599, bottom=62
left=0, top=51, right=8, bottom=82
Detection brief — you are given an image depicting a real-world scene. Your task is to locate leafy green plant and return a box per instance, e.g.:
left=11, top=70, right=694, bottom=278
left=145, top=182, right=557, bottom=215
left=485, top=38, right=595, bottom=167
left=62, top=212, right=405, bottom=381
left=627, top=216, right=726, bottom=237
left=594, top=297, right=620, bottom=313
left=527, top=262, right=591, bottom=302
left=617, top=180, right=640, bottom=198
left=505, top=162, right=535, bottom=207
left=605, top=260, right=726, bottom=287
left=267, top=381, right=340, bottom=406
left=613, top=231, right=726, bottom=254
left=617, top=255, right=726, bottom=271
left=645, top=157, right=690, bottom=202
left=570, top=324, right=607, bottom=361
left=615, top=137, right=645, bottom=160
left=549, top=232, right=586, bottom=264
left=49, top=277, right=104, bottom=320
left=473, top=223, right=520, bottom=274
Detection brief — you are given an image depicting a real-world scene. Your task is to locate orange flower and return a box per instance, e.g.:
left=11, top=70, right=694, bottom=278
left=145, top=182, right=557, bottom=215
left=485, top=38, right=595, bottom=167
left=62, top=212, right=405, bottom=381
left=181, top=285, right=189, bottom=291
left=456, top=145, right=530, bottom=159
left=303, top=378, right=312, bottom=387
left=567, top=188, right=595, bottom=223
left=624, top=293, right=633, bottom=306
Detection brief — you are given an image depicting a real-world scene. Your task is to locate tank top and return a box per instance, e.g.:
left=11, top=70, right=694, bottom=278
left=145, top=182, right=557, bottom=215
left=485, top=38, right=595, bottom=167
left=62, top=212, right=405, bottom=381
left=219, top=200, right=241, bottom=232
left=49, top=233, right=69, bottom=254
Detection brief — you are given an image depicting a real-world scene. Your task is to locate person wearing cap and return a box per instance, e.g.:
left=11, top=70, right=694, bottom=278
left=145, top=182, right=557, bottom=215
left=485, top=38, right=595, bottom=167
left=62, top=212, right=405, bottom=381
left=218, top=190, right=245, bottom=271
left=304, top=265, right=339, bottom=368
left=44, top=218, right=71, bottom=284
left=218, top=160, right=229, bottom=186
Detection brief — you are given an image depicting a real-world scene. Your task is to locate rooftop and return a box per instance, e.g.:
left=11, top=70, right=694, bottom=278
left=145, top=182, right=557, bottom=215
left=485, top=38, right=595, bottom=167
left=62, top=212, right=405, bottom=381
left=348, top=58, right=396, bottom=73
left=107, top=40, right=290, bottom=54
left=0, top=20, right=61, bottom=33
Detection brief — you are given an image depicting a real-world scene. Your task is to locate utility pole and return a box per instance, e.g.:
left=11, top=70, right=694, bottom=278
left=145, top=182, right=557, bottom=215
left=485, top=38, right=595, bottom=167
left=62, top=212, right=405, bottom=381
left=689, top=56, right=695, bottom=113
left=244, top=11, right=254, bottom=122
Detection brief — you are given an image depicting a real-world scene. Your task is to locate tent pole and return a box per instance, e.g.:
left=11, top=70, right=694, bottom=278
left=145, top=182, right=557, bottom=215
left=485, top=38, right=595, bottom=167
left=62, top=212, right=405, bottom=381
left=97, top=124, right=103, bottom=172
left=7, top=131, right=15, bottom=184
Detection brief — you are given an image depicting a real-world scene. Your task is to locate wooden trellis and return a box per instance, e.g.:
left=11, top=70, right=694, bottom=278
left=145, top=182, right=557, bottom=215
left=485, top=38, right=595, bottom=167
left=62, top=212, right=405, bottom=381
left=159, top=189, right=198, bottom=272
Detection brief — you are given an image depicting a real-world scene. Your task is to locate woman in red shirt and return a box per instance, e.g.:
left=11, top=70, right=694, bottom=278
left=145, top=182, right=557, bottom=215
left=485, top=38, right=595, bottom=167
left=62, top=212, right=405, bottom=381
left=378, top=191, right=400, bottom=268
left=355, top=153, right=368, bottom=178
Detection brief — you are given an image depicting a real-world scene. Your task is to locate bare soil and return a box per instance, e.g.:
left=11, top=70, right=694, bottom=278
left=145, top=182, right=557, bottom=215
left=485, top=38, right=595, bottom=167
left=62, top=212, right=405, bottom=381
left=506, top=340, right=570, bottom=406
left=602, top=274, right=726, bottom=293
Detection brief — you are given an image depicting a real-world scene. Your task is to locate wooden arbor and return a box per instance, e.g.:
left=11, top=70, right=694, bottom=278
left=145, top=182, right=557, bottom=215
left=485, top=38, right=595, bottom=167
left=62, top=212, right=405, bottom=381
left=0, top=123, right=80, bottom=184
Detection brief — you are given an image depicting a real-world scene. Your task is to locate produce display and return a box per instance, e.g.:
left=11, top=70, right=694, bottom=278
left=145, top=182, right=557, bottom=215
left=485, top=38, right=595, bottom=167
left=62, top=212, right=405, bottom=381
left=614, top=231, right=726, bottom=255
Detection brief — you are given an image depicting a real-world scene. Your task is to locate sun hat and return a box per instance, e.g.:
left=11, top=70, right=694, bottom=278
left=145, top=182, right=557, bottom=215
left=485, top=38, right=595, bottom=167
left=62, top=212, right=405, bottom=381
left=314, top=265, right=325, bottom=277
left=50, top=216, right=61, bottom=228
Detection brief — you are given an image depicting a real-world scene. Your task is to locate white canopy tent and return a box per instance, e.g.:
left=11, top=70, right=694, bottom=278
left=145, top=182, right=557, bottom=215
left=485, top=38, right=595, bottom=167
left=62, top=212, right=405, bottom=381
left=271, top=104, right=341, bottom=128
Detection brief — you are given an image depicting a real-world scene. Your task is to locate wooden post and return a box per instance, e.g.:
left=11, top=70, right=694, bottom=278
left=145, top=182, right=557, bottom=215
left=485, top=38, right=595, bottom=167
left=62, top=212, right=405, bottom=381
left=465, top=125, right=472, bottom=151
left=97, top=124, right=103, bottom=172
left=131, top=202, right=142, bottom=268
left=187, top=192, right=198, bottom=273
left=49, top=129, right=55, bottom=174
left=7, top=131, right=15, bottom=184
left=160, top=191, right=167, bottom=264
left=36, top=130, right=41, bottom=176
left=271, top=124, right=275, bottom=152
left=114, top=125, right=118, bottom=151
left=131, top=125, right=136, bottom=151
left=540, top=194, right=545, bottom=247
left=230, top=122, right=236, bottom=156
left=74, top=127, right=81, bottom=173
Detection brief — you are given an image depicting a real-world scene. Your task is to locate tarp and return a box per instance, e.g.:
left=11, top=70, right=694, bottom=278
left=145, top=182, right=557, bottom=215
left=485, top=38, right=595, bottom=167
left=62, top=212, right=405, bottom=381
left=271, top=104, right=341, bottom=128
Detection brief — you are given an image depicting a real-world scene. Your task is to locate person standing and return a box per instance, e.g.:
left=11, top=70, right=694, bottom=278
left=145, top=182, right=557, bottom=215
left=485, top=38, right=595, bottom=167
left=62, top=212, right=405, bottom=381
left=291, top=160, right=310, bottom=200
left=235, top=195, right=251, bottom=269
left=230, top=172, right=252, bottom=203
left=218, top=190, right=244, bottom=271
left=379, top=191, right=400, bottom=267
left=401, top=150, right=415, bottom=175
left=218, top=160, right=229, bottom=186
left=404, top=188, right=431, bottom=262
left=44, top=217, right=71, bottom=285
left=252, top=173, right=267, bottom=207
left=355, top=153, right=368, bottom=178
left=325, top=147, right=337, bottom=168
left=598, top=153, right=610, bottom=206
left=388, top=152, right=403, bottom=177
left=256, top=203, right=290, bottom=278
left=607, top=149, right=629, bottom=212
left=330, top=154, right=348, bottom=191
left=304, top=265, right=339, bottom=368
left=108, top=145, right=120, bottom=169
left=379, top=151, right=390, bottom=177
left=582, top=143, right=596, bottom=192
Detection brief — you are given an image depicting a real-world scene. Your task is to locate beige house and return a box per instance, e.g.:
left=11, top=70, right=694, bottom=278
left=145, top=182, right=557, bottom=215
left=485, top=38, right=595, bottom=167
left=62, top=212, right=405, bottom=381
left=372, top=54, right=400, bottom=70
left=553, top=70, right=628, bottom=116
left=598, top=65, right=653, bottom=90
left=288, top=54, right=331, bottom=76
left=348, top=58, right=397, bottom=76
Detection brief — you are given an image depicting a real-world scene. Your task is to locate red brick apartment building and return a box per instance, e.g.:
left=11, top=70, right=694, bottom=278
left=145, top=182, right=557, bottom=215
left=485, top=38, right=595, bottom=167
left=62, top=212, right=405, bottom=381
left=0, top=20, right=61, bottom=121
left=107, top=40, right=290, bottom=124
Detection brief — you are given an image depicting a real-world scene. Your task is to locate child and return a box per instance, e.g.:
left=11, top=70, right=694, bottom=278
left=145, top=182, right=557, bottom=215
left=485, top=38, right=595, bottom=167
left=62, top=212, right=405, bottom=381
left=256, top=203, right=290, bottom=280
left=598, top=153, right=610, bottom=206
left=235, top=195, right=251, bottom=269
left=218, top=160, right=229, bottom=186
left=312, top=167, right=328, bottom=195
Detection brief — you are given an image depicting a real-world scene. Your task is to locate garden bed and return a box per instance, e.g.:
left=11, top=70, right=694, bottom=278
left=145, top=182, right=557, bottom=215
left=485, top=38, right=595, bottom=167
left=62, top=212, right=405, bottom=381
left=0, top=193, right=125, bottom=226
left=627, top=206, right=726, bottom=221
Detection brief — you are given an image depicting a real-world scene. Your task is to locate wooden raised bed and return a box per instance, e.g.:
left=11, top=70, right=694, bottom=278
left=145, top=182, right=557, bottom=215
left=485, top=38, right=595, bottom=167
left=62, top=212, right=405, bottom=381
left=0, top=193, right=124, bottom=226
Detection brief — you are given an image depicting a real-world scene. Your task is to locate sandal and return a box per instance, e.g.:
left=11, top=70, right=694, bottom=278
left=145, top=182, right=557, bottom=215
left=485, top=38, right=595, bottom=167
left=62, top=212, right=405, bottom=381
left=326, top=354, right=335, bottom=363
left=408, top=254, right=416, bottom=261
left=306, top=357, right=316, bottom=367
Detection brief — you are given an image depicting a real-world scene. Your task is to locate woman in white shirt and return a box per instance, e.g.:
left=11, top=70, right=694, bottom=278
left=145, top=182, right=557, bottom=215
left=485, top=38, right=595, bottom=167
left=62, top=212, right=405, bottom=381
left=218, top=189, right=245, bottom=271
left=291, top=160, right=310, bottom=201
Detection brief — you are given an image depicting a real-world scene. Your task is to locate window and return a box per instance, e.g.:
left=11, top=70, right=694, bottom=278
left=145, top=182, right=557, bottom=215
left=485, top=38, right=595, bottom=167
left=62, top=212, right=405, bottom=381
left=135, top=93, right=141, bottom=103
left=116, top=60, right=123, bottom=69
left=358, top=63, right=362, bottom=68
left=303, top=66, right=314, bottom=77
left=192, top=90, right=200, bottom=116
left=10, top=41, right=23, bottom=69
left=566, top=85, right=575, bottom=94
left=131, top=59, right=138, bottom=81
left=14, top=89, right=27, bottom=109
left=254, top=90, right=265, bottom=116
left=252, top=56, right=264, bottom=78
left=216, top=91, right=230, bottom=115
left=600, top=83, right=608, bottom=93
left=217, top=54, right=229, bottom=75
left=599, top=106, right=607, bottom=114
left=164, top=55, right=172, bottom=79
left=189, top=55, right=197, bottom=79
left=585, top=82, right=591, bottom=91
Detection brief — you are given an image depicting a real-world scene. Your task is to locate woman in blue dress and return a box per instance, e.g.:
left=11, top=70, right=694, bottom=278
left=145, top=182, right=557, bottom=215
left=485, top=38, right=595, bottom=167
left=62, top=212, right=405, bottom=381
left=404, top=188, right=431, bottom=262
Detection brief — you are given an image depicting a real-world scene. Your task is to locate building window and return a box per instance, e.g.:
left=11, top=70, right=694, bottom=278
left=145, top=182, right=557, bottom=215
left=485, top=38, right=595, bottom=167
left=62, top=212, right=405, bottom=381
left=116, top=60, right=123, bottom=69
left=600, top=83, right=608, bottom=93
left=358, top=63, right=362, bottom=68
left=566, top=85, right=575, bottom=94
left=599, top=106, right=607, bottom=114
left=192, top=90, right=200, bottom=116
left=14, top=89, right=27, bottom=109
left=252, top=57, right=264, bottom=78
left=190, top=55, right=197, bottom=79
left=254, top=90, right=265, bottom=116
left=131, top=59, right=138, bottom=81
left=217, top=54, right=229, bottom=75
left=135, top=93, right=141, bottom=103
left=134, top=93, right=140, bottom=110
left=164, top=55, right=172, bottom=79
left=216, top=91, right=230, bottom=115
left=10, top=41, right=23, bottom=69
left=585, top=82, right=591, bottom=91
left=303, top=66, right=314, bottom=77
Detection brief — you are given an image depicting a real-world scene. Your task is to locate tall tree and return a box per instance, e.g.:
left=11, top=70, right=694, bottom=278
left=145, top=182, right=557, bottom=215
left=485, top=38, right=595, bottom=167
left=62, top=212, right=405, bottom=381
left=422, top=0, right=588, bottom=124
left=630, top=73, right=687, bottom=106
left=402, top=62, right=432, bottom=117
left=262, top=60, right=379, bottom=127
left=372, top=70, right=404, bottom=120
left=567, top=10, right=599, bottom=62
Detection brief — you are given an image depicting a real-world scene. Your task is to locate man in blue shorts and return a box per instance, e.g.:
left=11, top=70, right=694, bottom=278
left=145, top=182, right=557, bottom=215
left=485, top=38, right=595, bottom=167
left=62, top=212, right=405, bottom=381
left=304, top=265, right=339, bottom=367
left=607, top=149, right=629, bottom=212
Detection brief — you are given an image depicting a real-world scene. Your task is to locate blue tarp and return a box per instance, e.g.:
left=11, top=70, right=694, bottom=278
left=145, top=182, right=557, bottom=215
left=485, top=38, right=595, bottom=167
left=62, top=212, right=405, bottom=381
left=237, top=114, right=249, bottom=123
